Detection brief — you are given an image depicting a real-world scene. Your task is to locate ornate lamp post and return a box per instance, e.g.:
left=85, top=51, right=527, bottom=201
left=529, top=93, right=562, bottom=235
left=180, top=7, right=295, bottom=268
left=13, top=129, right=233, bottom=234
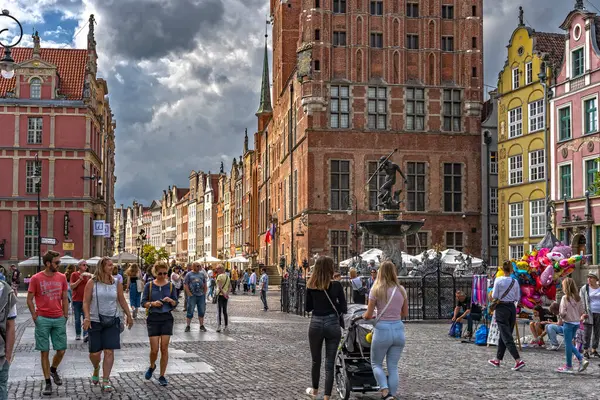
left=136, top=229, right=146, bottom=268
left=0, top=10, right=23, bottom=79
left=32, top=154, right=42, bottom=271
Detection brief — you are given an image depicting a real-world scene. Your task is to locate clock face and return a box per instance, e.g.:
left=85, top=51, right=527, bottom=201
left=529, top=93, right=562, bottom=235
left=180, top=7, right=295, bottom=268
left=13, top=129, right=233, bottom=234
left=297, top=50, right=311, bottom=78
left=33, top=62, right=40, bottom=67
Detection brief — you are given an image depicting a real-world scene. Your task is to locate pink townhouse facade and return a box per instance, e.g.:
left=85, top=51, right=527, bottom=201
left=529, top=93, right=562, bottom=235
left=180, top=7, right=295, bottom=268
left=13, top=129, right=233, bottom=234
left=0, top=19, right=116, bottom=270
left=551, top=5, right=600, bottom=262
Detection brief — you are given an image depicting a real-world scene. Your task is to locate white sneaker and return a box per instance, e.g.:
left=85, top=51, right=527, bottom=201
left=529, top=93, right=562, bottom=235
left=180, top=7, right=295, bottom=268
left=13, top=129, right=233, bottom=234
left=75, top=335, right=81, bottom=341
left=546, top=345, right=559, bottom=351
left=216, top=325, right=221, bottom=333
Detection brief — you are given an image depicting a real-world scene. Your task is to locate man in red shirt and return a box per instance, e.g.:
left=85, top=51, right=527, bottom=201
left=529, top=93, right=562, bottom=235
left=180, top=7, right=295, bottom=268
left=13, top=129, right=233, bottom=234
left=26, top=250, right=69, bottom=396
left=70, top=260, right=90, bottom=341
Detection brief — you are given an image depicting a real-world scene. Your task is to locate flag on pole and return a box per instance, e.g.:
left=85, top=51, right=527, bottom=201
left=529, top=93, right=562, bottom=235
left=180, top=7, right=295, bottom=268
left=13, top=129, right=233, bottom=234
left=269, top=223, right=276, bottom=238
left=265, top=228, right=272, bottom=244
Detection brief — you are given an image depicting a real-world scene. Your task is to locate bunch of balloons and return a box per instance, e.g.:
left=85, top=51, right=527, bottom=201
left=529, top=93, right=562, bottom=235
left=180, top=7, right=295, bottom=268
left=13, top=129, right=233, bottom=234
left=495, top=242, right=582, bottom=309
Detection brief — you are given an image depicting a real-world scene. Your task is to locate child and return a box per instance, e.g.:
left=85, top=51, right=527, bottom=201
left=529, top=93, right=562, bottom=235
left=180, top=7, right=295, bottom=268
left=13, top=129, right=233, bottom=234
left=557, top=278, right=589, bottom=373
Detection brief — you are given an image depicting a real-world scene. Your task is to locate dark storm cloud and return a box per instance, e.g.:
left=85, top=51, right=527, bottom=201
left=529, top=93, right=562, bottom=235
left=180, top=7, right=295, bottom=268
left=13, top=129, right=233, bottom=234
left=93, top=0, right=225, bottom=60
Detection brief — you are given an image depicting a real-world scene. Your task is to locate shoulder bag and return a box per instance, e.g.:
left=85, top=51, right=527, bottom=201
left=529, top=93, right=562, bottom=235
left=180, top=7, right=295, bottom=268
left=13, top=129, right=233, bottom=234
left=96, top=281, right=119, bottom=328
left=213, top=276, right=230, bottom=304
left=323, top=284, right=345, bottom=329
left=489, top=279, right=516, bottom=313
left=136, top=271, right=144, bottom=293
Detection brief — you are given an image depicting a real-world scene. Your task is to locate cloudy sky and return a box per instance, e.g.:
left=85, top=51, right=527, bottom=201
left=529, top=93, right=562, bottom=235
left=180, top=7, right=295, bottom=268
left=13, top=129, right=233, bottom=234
left=0, top=0, right=587, bottom=206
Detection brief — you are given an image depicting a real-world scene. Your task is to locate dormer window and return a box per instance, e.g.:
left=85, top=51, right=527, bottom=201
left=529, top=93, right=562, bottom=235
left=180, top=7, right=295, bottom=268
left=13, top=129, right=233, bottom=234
left=30, top=78, right=41, bottom=99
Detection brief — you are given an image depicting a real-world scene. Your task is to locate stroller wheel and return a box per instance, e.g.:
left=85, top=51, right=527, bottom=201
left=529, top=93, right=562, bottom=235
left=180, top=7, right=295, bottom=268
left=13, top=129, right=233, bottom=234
left=335, top=352, right=351, bottom=400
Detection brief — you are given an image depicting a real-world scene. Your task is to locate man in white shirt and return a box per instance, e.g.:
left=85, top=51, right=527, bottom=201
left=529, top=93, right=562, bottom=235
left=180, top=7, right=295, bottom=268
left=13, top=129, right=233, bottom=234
left=0, top=279, right=17, bottom=399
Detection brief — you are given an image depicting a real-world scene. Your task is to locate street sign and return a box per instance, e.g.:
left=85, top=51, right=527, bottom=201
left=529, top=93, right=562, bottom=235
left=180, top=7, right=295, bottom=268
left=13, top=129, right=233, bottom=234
left=93, top=220, right=105, bottom=236
left=41, top=237, right=58, bottom=246
left=63, top=241, right=74, bottom=251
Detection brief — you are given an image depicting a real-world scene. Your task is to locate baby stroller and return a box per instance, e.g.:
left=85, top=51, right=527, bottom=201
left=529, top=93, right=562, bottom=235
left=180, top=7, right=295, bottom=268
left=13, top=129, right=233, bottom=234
left=335, top=304, right=380, bottom=400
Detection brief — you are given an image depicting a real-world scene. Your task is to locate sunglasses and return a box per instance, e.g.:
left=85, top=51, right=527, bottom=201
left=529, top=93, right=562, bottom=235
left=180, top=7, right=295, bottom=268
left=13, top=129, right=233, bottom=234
left=157, top=272, right=168, bottom=276
left=53, top=261, right=61, bottom=266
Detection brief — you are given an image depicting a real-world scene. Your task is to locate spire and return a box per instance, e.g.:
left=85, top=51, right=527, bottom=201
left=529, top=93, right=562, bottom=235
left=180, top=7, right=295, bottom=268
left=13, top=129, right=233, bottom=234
left=575, top=0, right=584, bottom=10
left=87, top=15, right=96, bottom=51
left=518, top=6, right=524, bottom=26
left=85, top=14, right=98, bottom=77
left=244, top=128, right=249, bottom=153
left=256, top=23, right=272, bottom=116
left=32, top=31, right=41, bottom=58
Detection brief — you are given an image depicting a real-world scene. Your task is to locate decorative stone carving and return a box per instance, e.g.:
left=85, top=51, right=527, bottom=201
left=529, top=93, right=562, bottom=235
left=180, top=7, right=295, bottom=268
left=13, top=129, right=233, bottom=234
left=562, top=148, right=569, bottom=158
left=499, top=148, right=506, bottom=159
left=587, top=141, right=594, bottom=152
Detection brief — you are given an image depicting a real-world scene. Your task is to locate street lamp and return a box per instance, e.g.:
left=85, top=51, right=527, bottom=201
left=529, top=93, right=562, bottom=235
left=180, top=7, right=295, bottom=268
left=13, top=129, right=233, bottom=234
left=345, top=194, right=360, bottom=261
left=0, top=10, right=23, bottom=79
left=32, top=154, right=42, bottom=271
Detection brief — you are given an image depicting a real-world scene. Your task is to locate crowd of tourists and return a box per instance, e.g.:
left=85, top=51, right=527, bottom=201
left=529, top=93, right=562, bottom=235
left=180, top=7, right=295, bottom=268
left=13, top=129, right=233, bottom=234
left=0, top=251, right=269, bottom=397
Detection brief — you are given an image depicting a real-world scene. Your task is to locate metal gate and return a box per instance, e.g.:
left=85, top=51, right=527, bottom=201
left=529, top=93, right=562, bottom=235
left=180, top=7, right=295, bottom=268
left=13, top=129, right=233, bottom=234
left=421, top=267, right=456, bottom=319
left=280, top=267, right=306, bottom=316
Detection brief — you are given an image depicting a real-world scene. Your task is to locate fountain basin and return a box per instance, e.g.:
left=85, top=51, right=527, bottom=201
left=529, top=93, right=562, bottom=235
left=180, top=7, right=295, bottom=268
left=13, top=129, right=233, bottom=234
left=359, top=220, right=425, bottom=237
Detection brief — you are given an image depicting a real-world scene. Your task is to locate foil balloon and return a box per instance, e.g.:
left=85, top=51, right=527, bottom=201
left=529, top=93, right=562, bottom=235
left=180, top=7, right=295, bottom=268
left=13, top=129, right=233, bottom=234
left=548, top=252, right=565, bottom=262
left=559, top=259, right=569, bottom=268
left=540, top=265, right=554, bottom=286
left=543, top=284, right=557, bottom=300
left=516, top=261, right=529, bottom=270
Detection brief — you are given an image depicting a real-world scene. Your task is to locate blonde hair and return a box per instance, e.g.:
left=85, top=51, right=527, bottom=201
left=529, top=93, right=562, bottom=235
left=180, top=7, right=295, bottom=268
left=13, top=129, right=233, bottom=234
left=152, top=261, right=168, bottom=277
left=126, top=263, right=139, bottom=277
left=562, top=277, right=581, bottom=303
left=94, top=257, right=114, bottom=284
left=307, top=256, right=334, bottom=290
left=349, top=268, right=357, bottom=278
left=371, top=261, right=400, bottom=304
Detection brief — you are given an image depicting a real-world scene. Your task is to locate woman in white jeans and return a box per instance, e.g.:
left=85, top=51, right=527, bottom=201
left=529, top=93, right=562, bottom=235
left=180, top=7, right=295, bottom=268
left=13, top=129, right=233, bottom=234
left=362, top=261, right=408, bottom=400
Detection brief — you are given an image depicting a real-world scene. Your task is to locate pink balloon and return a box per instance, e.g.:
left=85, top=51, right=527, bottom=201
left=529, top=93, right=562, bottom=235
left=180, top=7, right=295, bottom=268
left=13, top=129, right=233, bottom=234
left=540, top=265, right=554, bottom=286
left=559, top=259, right=569, bottom=268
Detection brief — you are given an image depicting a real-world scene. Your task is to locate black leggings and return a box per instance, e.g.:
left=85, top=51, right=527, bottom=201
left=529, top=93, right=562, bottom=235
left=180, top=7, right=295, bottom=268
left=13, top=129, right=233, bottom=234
left=217, top=296, right=228, bottom=326
left=495, top=303, right=520, bottom=361
left=308, top=314, right=341, bottom=396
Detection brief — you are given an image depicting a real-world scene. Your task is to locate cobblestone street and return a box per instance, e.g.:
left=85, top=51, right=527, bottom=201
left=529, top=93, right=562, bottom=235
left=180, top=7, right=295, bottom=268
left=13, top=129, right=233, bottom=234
left=7, top=292, right=599, bottom=399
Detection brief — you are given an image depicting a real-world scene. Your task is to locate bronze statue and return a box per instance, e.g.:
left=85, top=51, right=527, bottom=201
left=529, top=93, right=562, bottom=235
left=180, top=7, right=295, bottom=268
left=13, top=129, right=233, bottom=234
left=377, top=156, right=407, bottom=210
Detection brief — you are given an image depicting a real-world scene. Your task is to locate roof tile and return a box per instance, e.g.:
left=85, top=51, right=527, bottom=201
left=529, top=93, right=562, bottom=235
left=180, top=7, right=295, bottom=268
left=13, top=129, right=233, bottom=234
left=533, top=32, right=566, bottom=72
left=0, top=47, right=87, bottom=100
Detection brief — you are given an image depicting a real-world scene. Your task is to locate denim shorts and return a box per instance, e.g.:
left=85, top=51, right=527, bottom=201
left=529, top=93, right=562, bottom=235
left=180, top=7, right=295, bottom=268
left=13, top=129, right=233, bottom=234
left=88, top=320, right=121, bottom=353
left=186, top=295, right=206, bottom=318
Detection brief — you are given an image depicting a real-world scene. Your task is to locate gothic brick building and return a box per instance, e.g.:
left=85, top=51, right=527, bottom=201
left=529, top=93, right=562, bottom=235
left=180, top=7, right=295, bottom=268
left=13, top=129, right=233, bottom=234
left=255, top=0, right=484, bottom=267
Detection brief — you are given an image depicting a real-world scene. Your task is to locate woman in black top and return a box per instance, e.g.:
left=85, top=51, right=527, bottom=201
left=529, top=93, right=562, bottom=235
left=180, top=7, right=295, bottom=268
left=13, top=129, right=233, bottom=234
left=305, top=256, right=347, bottom=400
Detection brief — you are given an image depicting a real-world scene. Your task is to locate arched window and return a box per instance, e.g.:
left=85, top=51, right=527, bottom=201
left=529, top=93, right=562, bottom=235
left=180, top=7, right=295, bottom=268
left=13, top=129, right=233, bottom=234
left=30, top=78, right=41, bottom=99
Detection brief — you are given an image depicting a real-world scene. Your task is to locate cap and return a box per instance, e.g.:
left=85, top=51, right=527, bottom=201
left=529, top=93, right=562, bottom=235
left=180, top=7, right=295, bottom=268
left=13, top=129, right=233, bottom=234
left=588, top=272, right=599, bottom=280
left=78, top=259, right=87, bottom=265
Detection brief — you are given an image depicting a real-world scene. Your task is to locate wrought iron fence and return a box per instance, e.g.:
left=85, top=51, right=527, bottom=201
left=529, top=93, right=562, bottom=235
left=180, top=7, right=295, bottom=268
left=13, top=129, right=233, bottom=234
left=280, top=268, right=307, bottom=316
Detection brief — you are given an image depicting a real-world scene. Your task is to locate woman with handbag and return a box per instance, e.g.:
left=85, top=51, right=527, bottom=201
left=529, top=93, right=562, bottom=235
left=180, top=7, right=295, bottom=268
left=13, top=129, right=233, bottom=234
left=349, top=267, right=366, bottom=304
left=125, top=264, right=143, bottom=318
left=214, top=265, right=231, bottom=333
left=82, top=257, right=134, bottom=393
left=362, top=261, right=407, bottom=400
left=142, top=262, right=178, bottom=386
left=305, top=256, right=347, bottom=400
left=488, top=260, right=525, bottom=371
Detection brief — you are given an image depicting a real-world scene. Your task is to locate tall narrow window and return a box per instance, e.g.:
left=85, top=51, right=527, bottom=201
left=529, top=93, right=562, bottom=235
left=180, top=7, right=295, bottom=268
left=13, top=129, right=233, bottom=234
left=442, top=36, right=454, bottom=51
left=472, top=5, right=477, bottom=16
left=293, top=170, right=298, bottom=215
left=442, top=5, right=454, bottom=19
left=24, top=215, right=39, bottom=257
left=330, top=160, right=350, bottom=210
left=509, top=154, right=523, bottom=185
left=443, top=89, right=462, bottom=132
left=529, top=149, right=545, bottom=181
left=509, top=202, right=524, bottom=238
left=585, top=159, right=599, bottom=193
left=407, top=3, right=419, bottom=17
left=528, top=99, right=545, bottom=132
left=407, top=34, right=419, bottom=49
left=330, top=85, right=350, bottom=128
left=406, top=87, right=425, bottom=130
left=368, top=161, right=386, bottom=210
left=314, top=60, right=320, bottom=71
left=559, top=107, right=571, bottom=140
left=510, top=245, right=524, bottom=260
left=27, top=117, right=43, bottom=144
left=530, top=199, right=546, bottom=237
left=525, top=62, right=533, bottom=85
left=572, top=48, right=584, bottom=77
left=490, top=151, right=498, bottom=174
left=407, top=162, right=426, bottom=211
left=585, top=98, right=598, bottom=134
left=26, top=160, right=41, bottom=194
left=443, top=163, right=462, bottom=212
left=472, top=37, right=477, bottom=49
left=333, top=31, right=346, bottom=46
left=30, top=78, right=41, bottom=99
left=363, top=233, right=380, bottom=251
left=331, top=230, right=349, bottom=265
left=490, top=187, right=498, bottom=214
left=560, top=164, right=572, bottom=198
left=315, top=29, right=320, bottom=40
left=490, top=224, right=498, bottom=246
left=367, top=87, right=387, bottom=129
left=370, top=33, right=383, bottom=48
left=472, top=67, right=477, bottom=78
left=315, top=0, right=320, bottom=8
left=512, top=68, right=520, bottom=90
left=446, top=232, right=464, bottom=251
left=406, top=232, right=428, bottom=255
left=370, top=1, right=383, bottom=15
left=333, top=0, right=346, bottom=13
left=508, top=107, right=523, bottom=138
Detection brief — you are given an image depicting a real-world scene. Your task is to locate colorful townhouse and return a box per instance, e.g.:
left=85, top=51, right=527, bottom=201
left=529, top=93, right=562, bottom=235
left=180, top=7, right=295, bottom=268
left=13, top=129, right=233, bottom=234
left=497, top=9, right=564, bottom=261
left=551, top=2, right=600, bottom=263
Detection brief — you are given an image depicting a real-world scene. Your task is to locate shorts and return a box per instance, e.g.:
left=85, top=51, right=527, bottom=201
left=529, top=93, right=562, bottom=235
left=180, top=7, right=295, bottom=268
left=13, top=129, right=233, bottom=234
left=186, top=294, right=206, bottom=319
left=88, top=320, right=121, bottom=353
left=35, top=316, right=67, bottom=352
left=147, top=312, right=174, bottom=337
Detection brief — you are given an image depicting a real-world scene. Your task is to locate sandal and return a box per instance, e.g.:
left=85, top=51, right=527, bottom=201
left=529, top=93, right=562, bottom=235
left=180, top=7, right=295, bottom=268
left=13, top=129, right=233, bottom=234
left=101, top=379, right=113, bottom=393
left=91, top=366, right=100, bottom=385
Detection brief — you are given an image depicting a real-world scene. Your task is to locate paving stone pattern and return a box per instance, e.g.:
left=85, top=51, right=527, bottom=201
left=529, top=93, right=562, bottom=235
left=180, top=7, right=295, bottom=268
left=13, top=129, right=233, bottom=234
left=7, top=292, right=600, bottom=399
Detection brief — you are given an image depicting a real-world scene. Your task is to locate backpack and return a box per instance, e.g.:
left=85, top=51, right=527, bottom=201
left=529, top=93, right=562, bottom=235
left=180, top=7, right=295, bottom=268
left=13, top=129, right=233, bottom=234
left=474, top=325, right=488, bottom=345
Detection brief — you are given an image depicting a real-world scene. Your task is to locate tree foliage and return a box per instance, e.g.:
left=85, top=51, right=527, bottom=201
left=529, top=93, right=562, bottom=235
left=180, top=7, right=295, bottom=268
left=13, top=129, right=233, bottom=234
left=142, top=245, right=169, bottom=267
